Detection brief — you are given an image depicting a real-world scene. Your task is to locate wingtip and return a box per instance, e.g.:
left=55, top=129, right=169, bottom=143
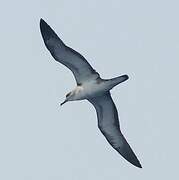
left=39, top=18, right=57, bottom=42
left=138, top=163, right=142, bottom=168
left=121, top=150, right=142, bottom=168
left=115, top=138, right=142, bottom=169
left=125, top=154, right=142, bottom=169
left=133, top=160, right=142, bottom=168
left=40, top=18, right=48, bottom=31
left=40, top=18, right=47, bottom=26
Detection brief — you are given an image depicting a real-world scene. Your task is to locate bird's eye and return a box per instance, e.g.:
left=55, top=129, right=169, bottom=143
left=66, top=92, right=71, bottom=97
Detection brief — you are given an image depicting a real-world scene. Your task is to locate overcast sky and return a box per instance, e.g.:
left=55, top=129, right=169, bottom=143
left=0, top=0, right=179, bottom=179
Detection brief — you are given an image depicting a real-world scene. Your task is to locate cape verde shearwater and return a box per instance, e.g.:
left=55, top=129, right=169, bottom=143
left=40, top=19, right=142, bottom=168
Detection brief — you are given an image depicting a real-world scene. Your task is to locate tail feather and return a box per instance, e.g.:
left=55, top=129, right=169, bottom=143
left=106, top=75, right=129, bottom=89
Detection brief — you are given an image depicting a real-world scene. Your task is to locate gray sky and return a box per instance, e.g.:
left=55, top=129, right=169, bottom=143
left=0, top=0, right=179, bottom=179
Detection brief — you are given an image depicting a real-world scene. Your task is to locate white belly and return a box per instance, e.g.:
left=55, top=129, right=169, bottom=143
left=73, top=80, right=107, bottom=100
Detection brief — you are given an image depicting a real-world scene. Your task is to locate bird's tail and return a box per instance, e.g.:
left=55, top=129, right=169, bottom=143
left=106, top=75, right=129, bottom=90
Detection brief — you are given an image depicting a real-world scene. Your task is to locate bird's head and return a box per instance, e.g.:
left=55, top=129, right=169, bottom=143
left=60, top=91, right=75, bottom=106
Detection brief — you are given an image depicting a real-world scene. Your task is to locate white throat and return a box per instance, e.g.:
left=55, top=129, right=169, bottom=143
left=74, top=86, right=84, bottom=94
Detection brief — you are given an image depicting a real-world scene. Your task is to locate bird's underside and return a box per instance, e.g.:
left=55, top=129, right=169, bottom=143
left=40, top=18, right=142, bottom=168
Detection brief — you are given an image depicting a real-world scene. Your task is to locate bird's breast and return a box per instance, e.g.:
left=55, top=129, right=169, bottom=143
left=72, top=86, right=86, bottom=100
left=73, top=80, right=109, bottom=100
left=82, top=80, right=108, bottom=98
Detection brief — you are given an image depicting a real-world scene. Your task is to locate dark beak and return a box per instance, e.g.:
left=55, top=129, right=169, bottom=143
left=60, top=99, right=67, bottom=106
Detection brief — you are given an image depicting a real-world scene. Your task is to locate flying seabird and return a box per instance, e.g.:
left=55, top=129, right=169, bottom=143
left=40, top=19, right=142, bottom=168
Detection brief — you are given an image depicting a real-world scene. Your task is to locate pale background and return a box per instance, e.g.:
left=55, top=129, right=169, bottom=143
left=0, top=0, right=179, bottom=179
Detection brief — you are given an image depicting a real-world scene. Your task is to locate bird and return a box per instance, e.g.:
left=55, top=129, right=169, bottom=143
left=40, top=18, right=142, bottom=168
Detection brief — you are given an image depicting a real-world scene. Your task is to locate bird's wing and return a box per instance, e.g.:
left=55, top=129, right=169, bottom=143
left=40, top=19, right=99, bottom=84
left=88, top=92, right=142, bottom=168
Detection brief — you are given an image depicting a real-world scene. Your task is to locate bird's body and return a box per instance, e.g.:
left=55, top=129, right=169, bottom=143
left=69, top=79, right=109, bottom=100
left=40, top=19, right=142, bottom=168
